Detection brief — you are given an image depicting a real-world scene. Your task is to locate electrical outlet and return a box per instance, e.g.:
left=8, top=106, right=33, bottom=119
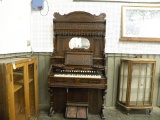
left=27, top=40, right=30, bottom=46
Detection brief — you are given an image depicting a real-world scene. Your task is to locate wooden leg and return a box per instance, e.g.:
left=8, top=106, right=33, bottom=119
left=148, top=108, right=153, bottom=115
left=48, top=88, right=54, bottom=117
left=101, top=89, right=107, bottom=119
left=126, top=108, right=131, bottom=115
left=101, top=109, right=105, bottom=119
left=48, top=106, right=54, bottom=117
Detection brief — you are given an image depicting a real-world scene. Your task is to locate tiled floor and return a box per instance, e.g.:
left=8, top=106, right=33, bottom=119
left=39, top=107, right=160, bottom=120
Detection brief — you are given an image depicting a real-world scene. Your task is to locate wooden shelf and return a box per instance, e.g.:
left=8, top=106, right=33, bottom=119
left=13, top=72, right=24, bottom=76
left=29, top=78, right=34, bottom=83
left=14, top=79, right=24, bottom=84
left=14, top=84, right=23, bottom=92
left=14, top=78, right=34, bottom=84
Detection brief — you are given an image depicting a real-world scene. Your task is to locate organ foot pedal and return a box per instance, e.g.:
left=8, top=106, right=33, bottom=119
left=65, top=102, right=89, bottom=119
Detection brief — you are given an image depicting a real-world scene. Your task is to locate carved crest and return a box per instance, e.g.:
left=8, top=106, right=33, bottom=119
left=54, top=11, right=106, bottom=22
left=53, top=11, right=106, bottom=37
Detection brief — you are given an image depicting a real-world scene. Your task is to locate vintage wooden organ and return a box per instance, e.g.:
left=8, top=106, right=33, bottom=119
left=48, top=11, right=107, bottom=119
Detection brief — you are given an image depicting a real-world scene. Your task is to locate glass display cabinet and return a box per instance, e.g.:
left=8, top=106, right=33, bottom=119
left=0, top=57, right=38, bottom=120
left=117, top=58, right=156, bottom=115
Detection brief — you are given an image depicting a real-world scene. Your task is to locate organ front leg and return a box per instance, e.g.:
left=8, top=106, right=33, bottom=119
left=101, top=87, right=107, bottom=119
left=48, top=88, right=54, bottom=116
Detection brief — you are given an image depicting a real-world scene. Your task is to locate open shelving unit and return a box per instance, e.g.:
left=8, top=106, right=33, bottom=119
left=0, top=57, right=38, bottom=120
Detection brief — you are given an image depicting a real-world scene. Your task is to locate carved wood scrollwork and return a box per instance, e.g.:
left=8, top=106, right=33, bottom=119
left=53, top=11, right=106, bottom=37
left=55, top=30, right=105, bottom=37
left=93, top=60, right=104, bottom=65
left=54, top=12, right=106, bottom=21
left=54, top=23, right=105, bottom=30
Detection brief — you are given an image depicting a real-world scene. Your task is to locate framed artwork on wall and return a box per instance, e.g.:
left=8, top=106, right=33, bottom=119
left=74, top=0, right=160, bottom=3
left=120, top=6, right=160, bottom=42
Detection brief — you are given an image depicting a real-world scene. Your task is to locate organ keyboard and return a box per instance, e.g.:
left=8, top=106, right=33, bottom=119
left=48, top=11, right=107, bottom=119
left=54, top=74, right=101, bottom=78
left=54, top=69, right=102, bottom=78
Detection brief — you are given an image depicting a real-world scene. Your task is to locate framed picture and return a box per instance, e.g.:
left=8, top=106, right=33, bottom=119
left=120, top=6, right=160, bottom=42
left=74, top=0, right=160, bottom=2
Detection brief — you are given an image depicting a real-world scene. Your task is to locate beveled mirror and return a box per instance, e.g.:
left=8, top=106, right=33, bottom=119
left=69, top=37, right=90, bottom=49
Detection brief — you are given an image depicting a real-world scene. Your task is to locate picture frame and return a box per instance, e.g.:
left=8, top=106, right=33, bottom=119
left=120, top=6, right=160, bottom=42
left=74, top=0, right=160, bottom=3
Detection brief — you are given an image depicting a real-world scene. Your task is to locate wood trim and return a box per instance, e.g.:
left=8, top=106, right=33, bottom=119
left=120, top=37, right=160, bottom=42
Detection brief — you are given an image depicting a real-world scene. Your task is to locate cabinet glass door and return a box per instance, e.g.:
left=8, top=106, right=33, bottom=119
left=28, top=62, right=37, bottom=119
left=130, top=63, right=153, bottom=106
left=119, top=61, right=128, bottom=104
left=13, top=65, right=26, bottom=120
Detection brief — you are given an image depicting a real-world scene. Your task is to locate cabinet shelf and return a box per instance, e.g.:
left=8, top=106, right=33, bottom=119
left=14, top=78, right=34, bottom=84
left=14, top=84, right=23, bottom=92
left=14, top=79, right=24, bottom=84
left=29, top=78, right=34, bottom=83
left=13, top=72, right=24, bottom=76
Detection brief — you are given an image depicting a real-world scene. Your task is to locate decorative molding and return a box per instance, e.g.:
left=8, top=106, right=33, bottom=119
left=54, top=23, right=105, bottom=30
left=54, top=11, right=106, bottom=22
left=120, top=6, right=160, bottom=42
left=54, top=30, right=105, bottom=37
left=54, top=11, right=106, bottom=37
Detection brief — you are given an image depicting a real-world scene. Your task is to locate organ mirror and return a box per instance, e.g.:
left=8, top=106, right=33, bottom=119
left=69, top=37, right=90, bottom=49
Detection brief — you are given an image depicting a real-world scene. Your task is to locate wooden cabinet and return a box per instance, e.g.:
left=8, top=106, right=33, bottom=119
left=117, top=58, right=156, bottom=114
left=0, top=57, right=38, bottom=120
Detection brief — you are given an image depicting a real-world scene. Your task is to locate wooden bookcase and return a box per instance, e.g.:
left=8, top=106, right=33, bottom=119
left=117, top=58, right=156, bottom=115
left=0, top=57, right=38, bottom=120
